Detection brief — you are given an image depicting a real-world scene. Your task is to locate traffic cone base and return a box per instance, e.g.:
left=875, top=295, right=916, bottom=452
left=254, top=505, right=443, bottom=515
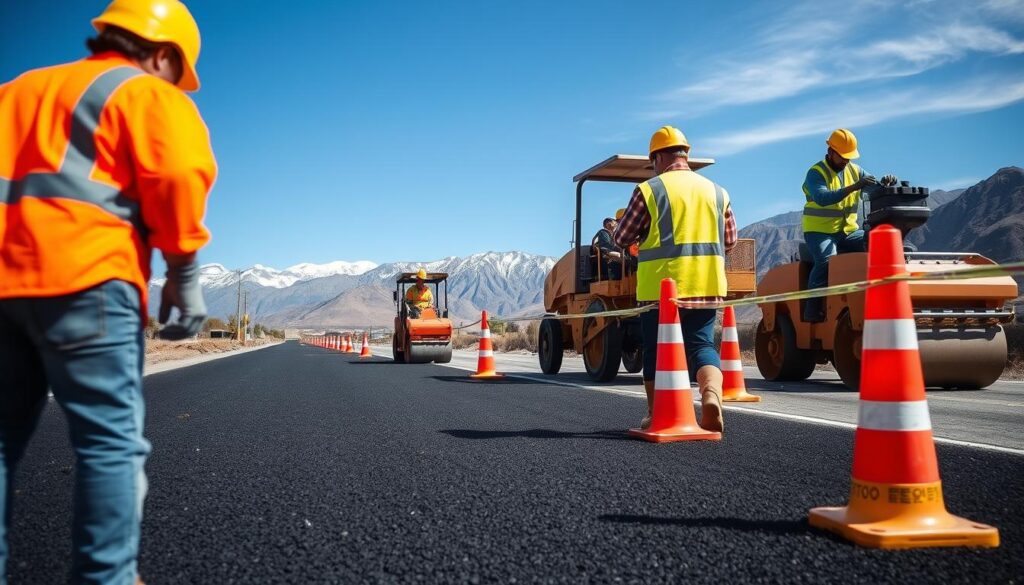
left=722, top=387, right=761, bottom=402
left=809, top=479, right=998, bottom=549
left=470, top=371, right=505, bottom=379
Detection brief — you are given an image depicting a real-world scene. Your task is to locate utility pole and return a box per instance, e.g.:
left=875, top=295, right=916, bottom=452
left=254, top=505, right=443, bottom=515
left=242, top=292, right=249, bottom=344
left=236, top=269, right=242, bottom=341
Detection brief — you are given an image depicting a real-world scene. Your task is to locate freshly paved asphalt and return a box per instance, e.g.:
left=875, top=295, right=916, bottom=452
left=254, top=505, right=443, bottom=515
left=9, top=341, right=1023, bottom=583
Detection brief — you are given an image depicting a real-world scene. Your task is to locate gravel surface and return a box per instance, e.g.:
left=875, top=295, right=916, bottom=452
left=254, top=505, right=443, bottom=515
left=9, top=341, right=1022, bottom=583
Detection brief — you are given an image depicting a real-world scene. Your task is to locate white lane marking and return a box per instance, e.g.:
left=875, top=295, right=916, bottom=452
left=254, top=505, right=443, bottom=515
left=367, top=348, right=1024, bottom=456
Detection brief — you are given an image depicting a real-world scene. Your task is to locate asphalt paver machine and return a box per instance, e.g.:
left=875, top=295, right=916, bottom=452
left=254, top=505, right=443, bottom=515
left=755, top=182, right=1017, bottom=389
left=539, top=155, right=758, bottom=382
left=392, top=272, right=453, bottom=364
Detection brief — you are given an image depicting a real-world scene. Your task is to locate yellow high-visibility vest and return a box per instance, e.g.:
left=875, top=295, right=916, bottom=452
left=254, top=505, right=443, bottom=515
left=636, top=170, right=728, bottom=301
left=405, top=285, right=433, bottom=308
left=802, top=160, right=863, bottom=234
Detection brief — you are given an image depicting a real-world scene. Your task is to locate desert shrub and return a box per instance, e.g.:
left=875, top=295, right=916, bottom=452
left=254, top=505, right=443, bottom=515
left=493, top=331, right=535, bottom=352
left=452, top=331, right=478, bottom=350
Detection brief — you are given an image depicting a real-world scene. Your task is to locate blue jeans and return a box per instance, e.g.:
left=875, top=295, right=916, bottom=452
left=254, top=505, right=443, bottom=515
left=803, top=230, right=866, bottom=320
left=641, top=307, right=720, bottom=382
left=0, top=280, right=149, bottom=585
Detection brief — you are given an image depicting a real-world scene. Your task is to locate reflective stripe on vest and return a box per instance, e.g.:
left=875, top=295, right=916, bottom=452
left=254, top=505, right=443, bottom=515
left=0, top=67, right=144, bottom=232
left=802, top=160, right=860, bottom=234
left=635, top=171, right=728, bottom=301
left=637, top=177, right=725, bottom=262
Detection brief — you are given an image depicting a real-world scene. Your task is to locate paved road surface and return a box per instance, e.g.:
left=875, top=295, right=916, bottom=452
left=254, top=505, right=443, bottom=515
left=10, top=341, right=1023, bottom=583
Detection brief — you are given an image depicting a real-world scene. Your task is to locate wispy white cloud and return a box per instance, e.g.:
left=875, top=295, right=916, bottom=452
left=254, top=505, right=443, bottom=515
left=931, top=176, right=982, bottom=191
left=701, top=76, right=1024, bottom=155
left=651, top=1, right=1024, bottom=117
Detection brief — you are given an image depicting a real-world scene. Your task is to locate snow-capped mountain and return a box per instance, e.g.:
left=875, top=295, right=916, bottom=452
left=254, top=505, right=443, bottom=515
left=148, top=251, right=556, bottom=327
left=151, top=260, right=379, bottom=289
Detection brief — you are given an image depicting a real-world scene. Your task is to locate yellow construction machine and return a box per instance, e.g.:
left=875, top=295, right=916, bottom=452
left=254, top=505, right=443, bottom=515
left=538, top=155, right=758, bottom=381
left=392, top=272, right=453, bottom=363
left=755, top=181, right=1017, bottom=389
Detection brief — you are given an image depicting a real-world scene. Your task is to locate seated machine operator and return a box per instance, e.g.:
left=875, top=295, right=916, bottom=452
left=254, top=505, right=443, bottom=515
left=802, top=128, right=896, bottom=322
left=405, top=268, right=434, bottom=318
left=592, top=217, right=625, bottom=280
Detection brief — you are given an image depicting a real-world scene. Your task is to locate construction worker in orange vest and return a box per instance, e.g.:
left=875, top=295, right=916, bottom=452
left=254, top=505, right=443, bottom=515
left=405, top=268, right=434, bottom=318
left=0, top=1, right=215, bottom=582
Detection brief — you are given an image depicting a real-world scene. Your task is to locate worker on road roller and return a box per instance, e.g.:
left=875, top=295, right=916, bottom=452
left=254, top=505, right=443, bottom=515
left=802, top=129, right=897, bottom=322
left=613, top=125, right=738, bottom=433
left=592, top=217, right=625, bottom=280
left=405, top=268, right=434, bottom=318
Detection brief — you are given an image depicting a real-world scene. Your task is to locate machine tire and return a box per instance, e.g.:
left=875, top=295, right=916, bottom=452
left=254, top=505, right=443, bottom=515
left=392, top=334, right=404, bottom=363
left=621, top=330, right=643, bottom=374
left=582, top=299, right=623, bottom=382
left=538, top=318, right=564, bottom=375
left=832, top=312, right=861, bottom=390
left=755, top=313, right=815, bottom=381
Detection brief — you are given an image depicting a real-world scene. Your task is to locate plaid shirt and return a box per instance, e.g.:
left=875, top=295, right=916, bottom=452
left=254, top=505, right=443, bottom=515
left=613, top=163, right=737, bottom=303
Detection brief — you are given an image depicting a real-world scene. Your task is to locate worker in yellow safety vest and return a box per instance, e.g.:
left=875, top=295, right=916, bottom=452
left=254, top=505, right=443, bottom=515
left=613, top=126, right=738, bottom=433
left=405, top=268, right=434, bottom=318
left=802, top=129, right=896, bottom=322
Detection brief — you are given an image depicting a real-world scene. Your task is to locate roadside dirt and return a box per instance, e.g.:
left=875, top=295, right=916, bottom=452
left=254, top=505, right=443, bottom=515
left=145, top=338, right=280, bottom=367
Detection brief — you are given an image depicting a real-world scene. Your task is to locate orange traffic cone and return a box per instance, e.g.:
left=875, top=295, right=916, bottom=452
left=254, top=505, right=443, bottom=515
left=470, top=310, right=504, bottom=379
left=629, top=278, right=721, bottom=443
left=720, top=306, right=760, bottom=402
left=808, top=225, right=999, bottom=549
left=359, top=331, right=372, bottom=359
left=346, top=334, right=357, bottom=354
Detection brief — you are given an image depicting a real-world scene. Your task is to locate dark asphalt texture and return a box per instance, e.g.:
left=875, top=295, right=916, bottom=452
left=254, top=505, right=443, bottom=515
left=9, top=341, right=1024, bottom=583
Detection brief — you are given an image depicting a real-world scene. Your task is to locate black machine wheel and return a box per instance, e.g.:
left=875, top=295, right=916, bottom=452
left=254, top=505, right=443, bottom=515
left=392, top=333, right=404, bottom=363
left=582, top=299, right=623, bottom=382
left=621, top=327, right=643, bottom=374
left=832, top=312, right=862, bottom=390
left=538, top=318, right=564, bottom=375
left=755, top=313, right=815, bottom=381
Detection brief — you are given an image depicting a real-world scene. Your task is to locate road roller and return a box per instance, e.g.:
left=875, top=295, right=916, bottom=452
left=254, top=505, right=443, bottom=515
left=755, top=181, right=1018, bottom=389
left=391, top=271, right=453, bottom=364
left=538, top=154, right=758, bottom=382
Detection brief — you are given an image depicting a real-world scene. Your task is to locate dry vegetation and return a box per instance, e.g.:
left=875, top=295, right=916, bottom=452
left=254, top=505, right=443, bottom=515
left=145, top=338, right=280, bottom=367
left=454, top=320, right=540, bottom=353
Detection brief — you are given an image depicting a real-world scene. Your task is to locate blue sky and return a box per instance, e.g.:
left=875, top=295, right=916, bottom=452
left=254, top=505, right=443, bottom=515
left=3, top=0, right=1023, bottom=270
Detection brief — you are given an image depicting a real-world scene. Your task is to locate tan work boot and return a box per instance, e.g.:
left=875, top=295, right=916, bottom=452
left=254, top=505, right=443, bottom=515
left=697, top=365, right=724, bottom=433
left=640, top=380, right=655, bottom=429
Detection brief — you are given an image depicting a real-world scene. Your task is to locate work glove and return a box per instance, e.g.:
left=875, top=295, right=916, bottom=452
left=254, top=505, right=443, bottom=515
left=881, top=174, right=899, bottom=186
left=857, top=174, right=878, bottom=190
left=158, top=260, right=207, bottom=340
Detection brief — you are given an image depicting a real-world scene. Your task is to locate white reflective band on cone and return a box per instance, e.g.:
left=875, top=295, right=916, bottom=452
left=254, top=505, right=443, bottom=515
left=654, top=370, right=691, bottom=390
left=722, top=328, right=738, bottom=343
left=480, top=328, right=491, bottom=338
left=720, top=359, right=743, bottom=372
left=478, top=350, right=493, bottom=358
left=862, top=319, right=918, bottom=350
left=858, top=400, right=932, bottom=431
left=658, top=323, right=684, bottom=344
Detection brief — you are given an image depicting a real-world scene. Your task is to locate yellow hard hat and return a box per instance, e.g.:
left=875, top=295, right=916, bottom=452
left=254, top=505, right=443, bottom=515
left=416, top=268, right=427, bottom=279
left=615, top=208, right=626, bottom=220
left=93, top=0, right=202, bottom=92
left=826, top=128, right=860, bottom=160
left=649, top=125, right=690, bottom=157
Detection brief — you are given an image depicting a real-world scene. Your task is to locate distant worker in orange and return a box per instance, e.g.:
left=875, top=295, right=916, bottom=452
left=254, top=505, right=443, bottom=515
left=405, top=269, right=434, bottom=318
left=0, top=1, right=215, bottom=583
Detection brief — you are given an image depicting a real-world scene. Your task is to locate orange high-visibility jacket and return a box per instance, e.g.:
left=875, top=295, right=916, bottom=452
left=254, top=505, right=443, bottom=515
left=0, top=52, right=217, bottom=311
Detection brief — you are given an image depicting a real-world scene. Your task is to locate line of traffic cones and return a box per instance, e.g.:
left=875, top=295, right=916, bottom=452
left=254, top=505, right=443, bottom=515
left=470, top=310, right=503, bottom=379
left=628, top=278, right=720, bottom=443
left=808, top=224, right=999, bottom=549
